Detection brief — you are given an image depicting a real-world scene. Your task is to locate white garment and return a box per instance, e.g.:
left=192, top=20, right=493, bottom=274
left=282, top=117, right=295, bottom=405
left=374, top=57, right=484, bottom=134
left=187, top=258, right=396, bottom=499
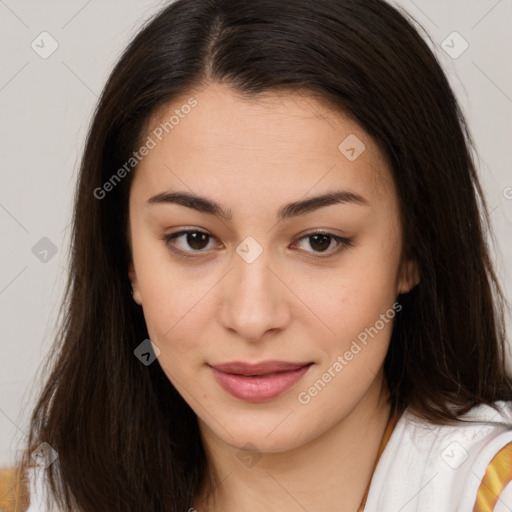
left=364, top=400, right=512, bottom=512
left=26, top=461, right=48, bottom=512
left=26, top=401, right=512, bottom=511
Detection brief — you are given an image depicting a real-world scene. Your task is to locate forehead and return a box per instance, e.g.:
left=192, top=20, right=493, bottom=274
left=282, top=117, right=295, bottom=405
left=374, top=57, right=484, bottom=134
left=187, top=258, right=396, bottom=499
left=132, top=83, right=395, bottom=207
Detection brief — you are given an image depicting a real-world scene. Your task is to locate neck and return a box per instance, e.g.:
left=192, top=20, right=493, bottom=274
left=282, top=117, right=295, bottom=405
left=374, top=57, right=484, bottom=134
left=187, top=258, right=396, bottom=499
left=194, top=371, right=392, bottom=512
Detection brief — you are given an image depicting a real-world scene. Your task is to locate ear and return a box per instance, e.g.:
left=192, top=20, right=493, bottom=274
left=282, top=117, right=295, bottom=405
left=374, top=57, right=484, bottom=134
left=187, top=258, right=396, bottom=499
left=397, top=257, right=420, bottom=295
left=128, top=261, right=143, bottom=305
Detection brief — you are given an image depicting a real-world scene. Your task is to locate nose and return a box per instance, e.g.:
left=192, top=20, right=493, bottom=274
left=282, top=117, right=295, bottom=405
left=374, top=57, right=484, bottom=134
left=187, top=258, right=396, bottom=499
left=219, top=248, right=291, bottom=343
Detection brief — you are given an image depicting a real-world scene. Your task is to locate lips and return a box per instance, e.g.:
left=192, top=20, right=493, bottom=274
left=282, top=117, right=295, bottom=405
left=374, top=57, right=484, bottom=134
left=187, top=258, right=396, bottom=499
left=212, top=360, right=310, bottom=376
left=209, top=360, right=313, bottom=402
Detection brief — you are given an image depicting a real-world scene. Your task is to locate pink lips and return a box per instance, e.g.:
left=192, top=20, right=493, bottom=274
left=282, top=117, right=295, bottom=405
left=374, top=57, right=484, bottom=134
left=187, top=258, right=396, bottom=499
left=210, top=360, right=313, bottom=402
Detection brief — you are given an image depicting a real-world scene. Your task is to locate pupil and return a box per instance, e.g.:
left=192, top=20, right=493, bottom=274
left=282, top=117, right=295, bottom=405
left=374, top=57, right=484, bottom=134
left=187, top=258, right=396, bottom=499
left=188, top=232, right=208, bottom=250
left=310, top=234, right=330, bottom=252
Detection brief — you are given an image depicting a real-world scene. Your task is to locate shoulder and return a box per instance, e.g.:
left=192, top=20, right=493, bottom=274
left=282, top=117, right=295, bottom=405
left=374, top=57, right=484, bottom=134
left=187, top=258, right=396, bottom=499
left=364, top=400, right=512, bottom=512
left=23, top=464, right=56, bottom=512
left=11, top=463, right=61, bottom=512
left=478, top=441, right=512, bottom=512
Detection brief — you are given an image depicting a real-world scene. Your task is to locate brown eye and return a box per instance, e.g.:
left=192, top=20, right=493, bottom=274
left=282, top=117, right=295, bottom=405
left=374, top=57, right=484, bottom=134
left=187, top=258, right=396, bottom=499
left=294, top=231, right=353, bottom=258
left=184, top=231, right=210, bottom=250
left=308, top=233, right=333, bottom=252
left=164, top=230, right=216, bottom=254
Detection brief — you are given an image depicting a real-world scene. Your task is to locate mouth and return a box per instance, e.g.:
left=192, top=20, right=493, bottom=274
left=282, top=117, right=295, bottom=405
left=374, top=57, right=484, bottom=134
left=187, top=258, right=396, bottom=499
left=209, top=360, right=313, bottom=402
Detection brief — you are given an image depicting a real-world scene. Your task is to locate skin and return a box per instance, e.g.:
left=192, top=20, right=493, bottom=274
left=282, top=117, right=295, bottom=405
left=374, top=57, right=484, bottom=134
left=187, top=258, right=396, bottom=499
left=128, top=82, right=419, bottom=511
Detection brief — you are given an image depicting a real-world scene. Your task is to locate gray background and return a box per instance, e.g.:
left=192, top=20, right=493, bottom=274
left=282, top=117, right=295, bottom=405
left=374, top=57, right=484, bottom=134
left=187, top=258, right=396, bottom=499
left=0, top=0, right=511, bottom=467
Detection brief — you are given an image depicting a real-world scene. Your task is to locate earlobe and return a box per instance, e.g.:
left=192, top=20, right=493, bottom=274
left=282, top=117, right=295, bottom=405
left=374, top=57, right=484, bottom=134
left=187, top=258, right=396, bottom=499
left=398, top=258, right=420, bottom=294
left=128, top=262, right=143, bottom=305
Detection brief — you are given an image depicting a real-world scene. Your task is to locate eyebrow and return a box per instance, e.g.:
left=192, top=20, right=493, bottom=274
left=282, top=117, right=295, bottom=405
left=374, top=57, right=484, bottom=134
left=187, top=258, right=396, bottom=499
left=145, top=189, right=369, bottom=222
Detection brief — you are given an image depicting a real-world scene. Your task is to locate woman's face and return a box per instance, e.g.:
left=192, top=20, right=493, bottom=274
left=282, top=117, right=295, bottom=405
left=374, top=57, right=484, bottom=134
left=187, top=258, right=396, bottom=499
left=128, top=83, right=418, bottom=453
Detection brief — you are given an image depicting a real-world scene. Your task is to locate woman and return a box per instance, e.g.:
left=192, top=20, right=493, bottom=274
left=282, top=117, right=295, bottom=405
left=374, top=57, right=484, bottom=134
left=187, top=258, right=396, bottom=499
left=14, top=0, right=512, bottom=510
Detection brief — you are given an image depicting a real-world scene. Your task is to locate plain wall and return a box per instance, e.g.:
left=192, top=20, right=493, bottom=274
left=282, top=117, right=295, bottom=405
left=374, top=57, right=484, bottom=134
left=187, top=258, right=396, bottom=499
left=0, top=0, right=511, bottom=466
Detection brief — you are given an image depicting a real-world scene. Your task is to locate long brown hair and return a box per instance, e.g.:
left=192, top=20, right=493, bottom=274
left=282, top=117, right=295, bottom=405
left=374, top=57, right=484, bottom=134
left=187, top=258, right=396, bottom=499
left=19, top=0, right=512, bottom=510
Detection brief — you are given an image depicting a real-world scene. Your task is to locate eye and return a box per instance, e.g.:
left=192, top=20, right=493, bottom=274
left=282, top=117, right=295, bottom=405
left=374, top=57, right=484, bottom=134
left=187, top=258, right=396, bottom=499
left=163, top=229, right=353, bottom=259
left=292, top=231, right=353, bottom=258
left=163, top=229, right=218, bottom=256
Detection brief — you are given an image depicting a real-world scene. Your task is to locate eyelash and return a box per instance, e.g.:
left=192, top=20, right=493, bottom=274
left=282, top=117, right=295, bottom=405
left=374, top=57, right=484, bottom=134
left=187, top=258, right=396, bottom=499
left=162, top=229, right=353, bottom=260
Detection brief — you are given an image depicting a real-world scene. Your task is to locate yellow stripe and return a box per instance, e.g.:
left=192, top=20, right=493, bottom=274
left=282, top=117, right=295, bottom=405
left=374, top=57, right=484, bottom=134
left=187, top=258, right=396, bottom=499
left=0, top=466, right=30, bottom=512
left=473, top=442, right=512, bottom=512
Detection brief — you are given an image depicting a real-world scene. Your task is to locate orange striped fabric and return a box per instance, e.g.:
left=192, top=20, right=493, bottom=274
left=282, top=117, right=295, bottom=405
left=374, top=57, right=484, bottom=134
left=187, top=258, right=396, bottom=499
left=1, top=430, right=508, bottom=512
left=357, top=415, right=512, bottom=512
left=0, top=466, right=30, bottom=512
left=473, top=442, right=512, bottom=512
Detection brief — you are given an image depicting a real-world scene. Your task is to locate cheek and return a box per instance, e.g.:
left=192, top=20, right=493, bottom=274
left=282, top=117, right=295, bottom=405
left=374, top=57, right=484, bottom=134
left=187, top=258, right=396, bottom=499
left=131, top=230, right=216, bottom=352
left=140, top=278, right=212, bottom=355
left=308, top=235, right=402, bottom=356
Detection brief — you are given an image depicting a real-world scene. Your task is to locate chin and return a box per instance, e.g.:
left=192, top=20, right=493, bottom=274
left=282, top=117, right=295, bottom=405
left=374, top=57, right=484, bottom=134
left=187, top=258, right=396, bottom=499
left=198, top=405, right=321, bottom=454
